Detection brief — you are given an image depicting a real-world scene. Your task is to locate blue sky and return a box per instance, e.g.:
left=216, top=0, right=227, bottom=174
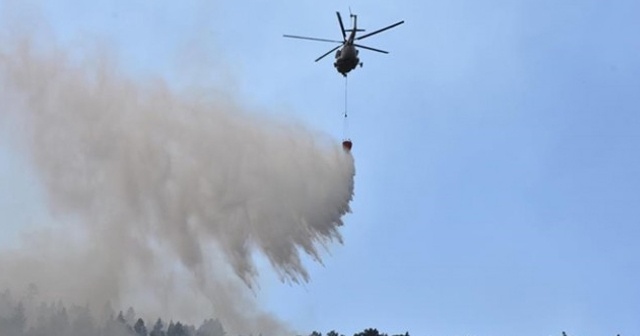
left=2, top=1, right=640, bottom=335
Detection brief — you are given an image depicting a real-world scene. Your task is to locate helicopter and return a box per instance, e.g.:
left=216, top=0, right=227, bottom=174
left=283, top=11, right=404, bottom=77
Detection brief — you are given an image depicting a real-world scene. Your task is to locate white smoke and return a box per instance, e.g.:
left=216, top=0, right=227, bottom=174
left=0, top=35, right=354, bottom=334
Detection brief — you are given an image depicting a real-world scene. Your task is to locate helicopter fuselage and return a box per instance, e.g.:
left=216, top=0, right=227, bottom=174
left=334, top=44, right=360, bottom=76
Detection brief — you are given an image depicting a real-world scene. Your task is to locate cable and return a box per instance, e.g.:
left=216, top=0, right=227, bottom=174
left=343, top=76, right=349, bottom=139
left=344, top=75, right=348, bottom=118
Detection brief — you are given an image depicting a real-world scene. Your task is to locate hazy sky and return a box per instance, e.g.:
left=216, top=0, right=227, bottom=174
left=1, top=1, right=640, bottom=336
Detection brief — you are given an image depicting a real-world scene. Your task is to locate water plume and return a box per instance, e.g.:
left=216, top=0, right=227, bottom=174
left=0, top=36, right=354, bottom=334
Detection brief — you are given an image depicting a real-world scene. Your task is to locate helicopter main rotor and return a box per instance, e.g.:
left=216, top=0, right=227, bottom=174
left=283, top=12, right=404, bottom=62
left=283, top=11, right=404, bottom=63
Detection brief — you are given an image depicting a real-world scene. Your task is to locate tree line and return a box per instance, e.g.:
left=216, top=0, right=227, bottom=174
left=2, top=289, right=619, bottom=336
left=0, top=291, right=408, bottom=336
left=0, top=289, right=226, bottom=336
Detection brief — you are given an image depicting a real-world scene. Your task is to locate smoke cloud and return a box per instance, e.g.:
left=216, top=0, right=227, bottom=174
left=0, top=33, right=354, bottom=334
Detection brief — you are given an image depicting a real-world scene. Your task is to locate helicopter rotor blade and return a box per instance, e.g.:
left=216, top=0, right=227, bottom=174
left=356, top=20, right=404, bottom=40
left=315, top=45, right=342, bottom=62
left=283, top=35, right=344, bottom=43
left=336, top=12, right=347, bottom=41
left=354, top=44, right=389, bottom=54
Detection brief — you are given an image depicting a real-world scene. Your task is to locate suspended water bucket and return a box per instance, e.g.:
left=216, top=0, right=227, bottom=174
left=342, top=139, right=352, bottom=152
